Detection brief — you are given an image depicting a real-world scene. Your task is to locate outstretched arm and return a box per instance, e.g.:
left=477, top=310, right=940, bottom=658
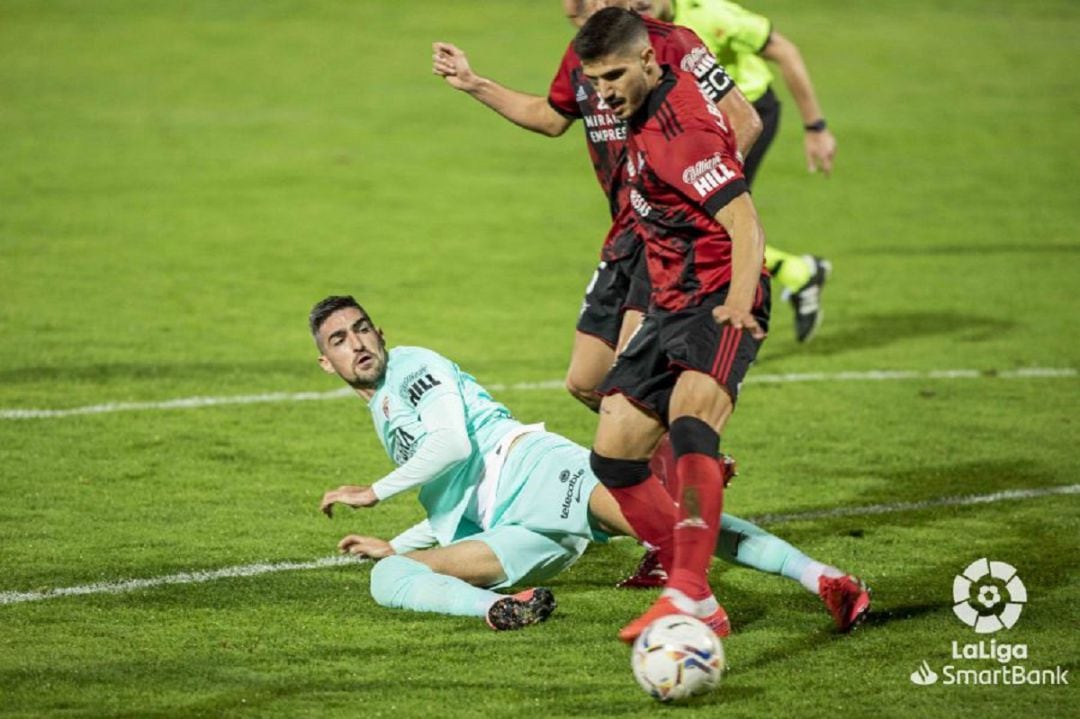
left=712, top=193, right=767, bottom=339
left=760, top=31, right=836, bottom=176
left=336, top=519, right=438, bottom=558
left=432, top=42, right=574, bottom=137
left=319, top=393, right=472, bottom=518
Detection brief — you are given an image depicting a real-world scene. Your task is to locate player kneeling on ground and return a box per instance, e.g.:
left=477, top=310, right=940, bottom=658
left=310, top=295, right=869, bottom=632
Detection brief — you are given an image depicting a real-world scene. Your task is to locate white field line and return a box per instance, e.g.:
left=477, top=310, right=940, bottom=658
left=0, top=556, right=365, bottom=606
left=751, top=483, right=1080, bottom=525
left=1, top=367, right=1075, bottom=420
left=2, top=483, right=1076, bottom=607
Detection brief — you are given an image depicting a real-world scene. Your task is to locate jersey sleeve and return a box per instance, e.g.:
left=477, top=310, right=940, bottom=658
left=389, top=518, right=438, bottom=553
left=689, top=0, right=772, bottom=55
left=648, top=116, right=747, bottom=217
left=547, top=44, right=582, bottom=119
left=660, top=26, right=735, bottom=102
left=371, top=391, right=472, bottom=501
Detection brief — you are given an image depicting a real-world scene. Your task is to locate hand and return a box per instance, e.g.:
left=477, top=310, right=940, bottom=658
left=338, top=534, right=395, bottom=559
left=804, top=129, right=837, bottom=177
left=432, top=42, right=481, bottom=92
left=320, top=485, right=379, bottom=518
left=712, top=304, right=766, bottom=340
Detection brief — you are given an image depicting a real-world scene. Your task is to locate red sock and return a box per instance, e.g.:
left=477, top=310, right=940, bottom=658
left=667, top=453, right=725, bottom=600
left=609, top=475, right=676, bottom=572
left=649, top=434, right=680, bottom=500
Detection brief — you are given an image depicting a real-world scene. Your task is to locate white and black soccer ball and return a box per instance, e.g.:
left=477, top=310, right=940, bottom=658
left=631, top=614, right=725, bottom=702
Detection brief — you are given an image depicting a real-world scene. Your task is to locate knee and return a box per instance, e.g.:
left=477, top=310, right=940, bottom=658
left=565, top=375, right=601, bottom=412
left=669, top=416, right=720, bottom=458
left=589, top=450, right=650, bottom=489
left=369, top=555, right=419, bottom=609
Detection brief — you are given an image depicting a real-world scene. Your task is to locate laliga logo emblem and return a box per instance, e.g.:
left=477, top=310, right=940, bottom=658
left=952, top=558, right=1026, bottom=633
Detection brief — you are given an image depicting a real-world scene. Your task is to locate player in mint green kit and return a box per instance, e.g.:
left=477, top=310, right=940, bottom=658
left=311, top=295, right=869, bottom=632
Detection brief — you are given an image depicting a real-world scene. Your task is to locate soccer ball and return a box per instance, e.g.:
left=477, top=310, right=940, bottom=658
left=631, top=614, right=725, bottom=702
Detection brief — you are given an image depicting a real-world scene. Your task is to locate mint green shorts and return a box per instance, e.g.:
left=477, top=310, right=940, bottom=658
left=454, top=431, right=608, bottom=590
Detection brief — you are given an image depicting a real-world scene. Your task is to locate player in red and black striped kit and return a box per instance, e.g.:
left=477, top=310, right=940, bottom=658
left=432, top=5, right=761, bottom=413
left=575, top=7, right=867, bottom=642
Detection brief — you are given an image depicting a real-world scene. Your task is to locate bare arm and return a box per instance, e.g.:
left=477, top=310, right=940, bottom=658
left=432, top=42, right=573, bottom=138
left=711, top=193, right=766, bottom=339
left=716, top=87, right=762, bottom=159
left=760, top=31, right=836, bottom=175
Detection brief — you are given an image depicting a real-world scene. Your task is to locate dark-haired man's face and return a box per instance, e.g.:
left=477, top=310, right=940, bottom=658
left=316, top=307, right=388, bottom=389
left=581, top=45, right=656, bottom=120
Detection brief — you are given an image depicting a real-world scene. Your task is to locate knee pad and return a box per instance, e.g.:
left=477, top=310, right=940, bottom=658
left=670, top=416, right=719, bottom=457
left=589, top=450, right=650, bottom=489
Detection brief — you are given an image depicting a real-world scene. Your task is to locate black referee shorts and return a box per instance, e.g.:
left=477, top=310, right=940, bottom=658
left=744, top=88, right=781, bottom=188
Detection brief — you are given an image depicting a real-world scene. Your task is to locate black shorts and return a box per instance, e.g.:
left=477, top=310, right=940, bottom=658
left=744, top=88, right=780, bottom=188
left=575, top=244, right=651, bottom=349
left=597, top=277, right=771, bottom=424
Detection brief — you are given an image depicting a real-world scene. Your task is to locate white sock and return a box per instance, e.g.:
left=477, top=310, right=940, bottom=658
left=662, top=588, right=719, bottom=617
left=799, top=561, right=844, bottom=594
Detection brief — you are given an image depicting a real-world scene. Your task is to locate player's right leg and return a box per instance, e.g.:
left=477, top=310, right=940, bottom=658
left=766, top=250, right=831, bottom=343
left=566, top=331, right=615, bottom=412
left=369, top=540, right=554, bottom=631
left=566, top=258, right=628, bottom=411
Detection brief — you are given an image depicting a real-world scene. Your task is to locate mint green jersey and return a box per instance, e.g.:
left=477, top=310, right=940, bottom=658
left=366, top=346, right=519, bottom=544
left=673, top=0, right=773, bottom=102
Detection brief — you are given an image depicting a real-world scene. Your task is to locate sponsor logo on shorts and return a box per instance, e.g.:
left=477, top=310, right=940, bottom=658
left=559, top=468, right=586, bottom=519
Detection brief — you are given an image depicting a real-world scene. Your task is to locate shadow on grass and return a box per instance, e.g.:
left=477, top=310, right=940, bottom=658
left=759, top=311, right=1015, bottom=363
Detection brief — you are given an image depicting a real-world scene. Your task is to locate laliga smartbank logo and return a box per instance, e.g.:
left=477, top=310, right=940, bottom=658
left=909, top=558, right=1068, bottom=687
left=952, top=558, right=1025, bottom=633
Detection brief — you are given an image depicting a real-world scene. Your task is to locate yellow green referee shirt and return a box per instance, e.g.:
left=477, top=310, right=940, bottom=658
left=672, top=0, right=774, bottom=102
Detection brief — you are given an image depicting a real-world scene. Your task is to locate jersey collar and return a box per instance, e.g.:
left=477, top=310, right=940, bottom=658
left=630, top=65, right=678, bottom=129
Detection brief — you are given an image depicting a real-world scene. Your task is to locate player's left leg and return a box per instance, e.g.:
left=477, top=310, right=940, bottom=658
left=618, top=281, right=771, bottom=642
left=716, top=515, right=871, bottom=632
left=747, top=90, right=830, bottom=343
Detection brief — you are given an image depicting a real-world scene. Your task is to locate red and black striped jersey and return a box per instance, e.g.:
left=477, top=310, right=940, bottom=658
left=547, top=15, right=735, bottom=261
left=625, top=67, right=766, bottom=311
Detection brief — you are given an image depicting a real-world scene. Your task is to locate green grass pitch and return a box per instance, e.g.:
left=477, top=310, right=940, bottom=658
left=1, top=1, right=1078, bottom=716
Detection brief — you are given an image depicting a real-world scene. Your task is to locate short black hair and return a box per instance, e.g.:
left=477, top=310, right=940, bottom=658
left=573, top=6, right=648, bottom=63
left=308, top=295, right=369, bottom=341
